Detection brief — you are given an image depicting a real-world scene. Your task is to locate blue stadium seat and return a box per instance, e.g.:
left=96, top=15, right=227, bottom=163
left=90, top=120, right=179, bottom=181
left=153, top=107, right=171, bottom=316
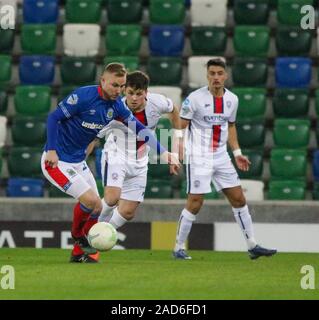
left=313, top=150, right=319, bottom=181
left=149, top=25, right=185, bottom=56
left=275, top=57, right=312, bottom=88
left=23, top=0, right=59, bottom=24
left=19, top=56, right=55, bottom=85
left=6, top=178, right=44, bottom=197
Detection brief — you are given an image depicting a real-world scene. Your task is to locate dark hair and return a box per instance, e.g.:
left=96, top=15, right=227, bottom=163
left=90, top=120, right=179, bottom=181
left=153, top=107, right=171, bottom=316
left=103, top=63, right=127, bottom=76
left=206, top=58, right=226, bottom=70
left=126, top=71, right=150, bottom=91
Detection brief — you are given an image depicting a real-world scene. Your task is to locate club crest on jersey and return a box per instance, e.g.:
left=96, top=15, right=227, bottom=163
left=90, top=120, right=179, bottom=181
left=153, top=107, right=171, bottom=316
left=106, top=108, right=114, bottom=119
left=194, top=180, right=200, bottom=188
left=67, top=94, right=78, bottom=105
left=226, top=101, right=232, bottom=108
left=112, top=173, right=119, bottom=180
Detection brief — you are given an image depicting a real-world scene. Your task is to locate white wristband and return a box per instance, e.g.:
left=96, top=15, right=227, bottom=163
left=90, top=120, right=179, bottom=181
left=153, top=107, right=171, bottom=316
left=173, top=129, right=183, bottom=138
left=233, top=149, right=242, bottom=157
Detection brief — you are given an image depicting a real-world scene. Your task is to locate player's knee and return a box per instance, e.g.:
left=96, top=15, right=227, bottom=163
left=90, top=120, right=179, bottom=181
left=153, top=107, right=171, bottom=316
left=231, top=194, right=246, bottom=208
left=82, top=195, right=100, bottom=210
left=187, top=195, right=204, bottom=213
left=119, top=209, right=135, bottom=221
left=104, top=196, right=118, bottom=207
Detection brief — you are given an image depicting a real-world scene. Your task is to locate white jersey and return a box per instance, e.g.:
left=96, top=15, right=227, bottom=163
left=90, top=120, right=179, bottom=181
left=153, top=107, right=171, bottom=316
left=180, top=86, right=238, bottom=159
left=99, top=92, right=174, bottom=168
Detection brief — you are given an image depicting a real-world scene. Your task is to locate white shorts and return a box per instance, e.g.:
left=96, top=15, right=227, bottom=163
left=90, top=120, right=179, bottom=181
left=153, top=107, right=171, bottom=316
left=186, top=154, right=241, bottom=194
left=101, top=151, right=147, bottom=202
left=41, top=152, right=99, bottom=199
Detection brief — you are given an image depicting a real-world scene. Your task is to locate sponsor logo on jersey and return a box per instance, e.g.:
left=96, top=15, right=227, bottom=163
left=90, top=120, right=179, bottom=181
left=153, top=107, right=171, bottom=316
left=89, top=109, right=96, bottom=115
left=203, top=115, right=227, bottom=123
left=205, top=103, right=211, bottom=108
left=81, top=121, right=104, bottom=130
left=106, top=108, right=114, bottom=119
left=66, top=94, right=78, bottom=105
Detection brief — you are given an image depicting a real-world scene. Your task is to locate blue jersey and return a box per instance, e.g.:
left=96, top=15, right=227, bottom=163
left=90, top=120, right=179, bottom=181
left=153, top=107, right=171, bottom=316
left=45, top=85, right=133, bottom=163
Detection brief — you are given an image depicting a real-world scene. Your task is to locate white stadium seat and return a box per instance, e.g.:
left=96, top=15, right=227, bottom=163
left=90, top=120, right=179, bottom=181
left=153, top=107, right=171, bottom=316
left=63, top=24, right=101, bottom=57
left=0, top=115, right=7, bottom=148
left=190, top=0, right=228, bottom=27
left=188, top=56, right=226, bottom=89
left=240, top=180, right=264, bottom=201
left=148, top=86, right=182, bottom=106
left=0, top=0, right=17, bottom=28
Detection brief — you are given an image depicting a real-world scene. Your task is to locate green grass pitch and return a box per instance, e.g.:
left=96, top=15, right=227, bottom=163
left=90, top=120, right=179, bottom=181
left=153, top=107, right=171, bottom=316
left=0, top=248, right=318, bottom=300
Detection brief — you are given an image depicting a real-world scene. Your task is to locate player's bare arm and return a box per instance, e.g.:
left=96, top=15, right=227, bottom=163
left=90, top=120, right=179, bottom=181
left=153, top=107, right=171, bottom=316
left=169, top=104, right=183, bottom=175
left=228, top=122, right=251, bottom=172
left=86, top=138, right=99, bottom=158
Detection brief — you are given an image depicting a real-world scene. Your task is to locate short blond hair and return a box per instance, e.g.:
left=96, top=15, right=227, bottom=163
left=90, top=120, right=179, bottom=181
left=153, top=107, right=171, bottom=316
left=103, top=63, right=127, bottom=77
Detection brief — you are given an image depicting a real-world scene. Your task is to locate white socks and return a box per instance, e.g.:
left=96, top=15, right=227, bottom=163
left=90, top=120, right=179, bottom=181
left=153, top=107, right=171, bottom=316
left=174, top=208, right=196, bottom=252
left=232, top=205, right=257, bottom=250
left=98, top=199, right=116, bottom=222
left=108, top=207, right=128, bottom=230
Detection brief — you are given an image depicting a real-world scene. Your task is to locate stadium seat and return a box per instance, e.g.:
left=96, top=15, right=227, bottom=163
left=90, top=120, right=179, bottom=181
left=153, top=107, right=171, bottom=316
left=21, top=24, right=57, bottom=55
left=150, top=0, right=185, bottom=24
left=232, top=58, right=268, bottom=87
left=233, top=0, right=269, bottom=25
left=270, top=149, right=307, bottom=180
left=145, top=179, right=173, bottom=198
left=237, top=121, right=265, bottom=149
left=273, top=89, right=309, bottom=118
left=65, top=0, right=102, bottom=23
left=19, top=56, right=55, bottom=85
left=58, top=85, right=78, bottom=101
left=60, top=57, right=97, bottom=85
left=14, top=85, right=51, bottom=115
left=232, top=88, right=266, bottom=121
left=315, top=89, right=319, bottom=116
left=273, top=119, right=310, bottom=149
left=23, top=0, right=59, bottom=24
left=190, top=0, right=227, bottom=26
left=148, top=163, right=171, bottom=180
left=277, top=0, right=312, bottom=26
left=6, top=178, right=45, bottom=197
left=0, top=55, right=12, bottom=85
left=240, top=180, right=264, bottom=201
left=0, top=0, right=17, bottom=28
left=276, top=26, right=312, bottom=56
left=275, top=57, right=311, bottom=88
left=149, top=25, right=185, bottom=56
left=191, top=27, right=227, bottom=56
left=313, top=182, right=319, bottom=200
left=188, top=56, right=226, bottom=88
left=0, top=148, right=2, bottom=174
left=233, top=26, right=270, bottom=57
left=8, top=147, right=43, bottom=178
left=312, top=150, right=319, bottom=181
left=180, top=180, right=219, bottom=199
left=0, top=115, right=7, bottom=147
left=106, top=24, right=142, bottom=56
left=0, top=29, right=14, bottom=53
left=107, top=0, right=143, bottom=24
left=238, top=149, right=264, bottom=180
left=63, top=24, right=101, bottom=57
left=148, top=86, right=182, bottom=106
left=11, top=116, right=46, bottom=147
left=147, top=57, right=182, bottom=86
left=268, top=180, right=306, bottom=200
left=0, top=90, right=8, bottom=114
left=103, top=56, right=139, bottom=72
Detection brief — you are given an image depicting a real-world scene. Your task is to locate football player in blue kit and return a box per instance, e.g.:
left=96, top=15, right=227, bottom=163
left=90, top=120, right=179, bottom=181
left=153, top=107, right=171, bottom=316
left=41, top=63, right=180, bottom=263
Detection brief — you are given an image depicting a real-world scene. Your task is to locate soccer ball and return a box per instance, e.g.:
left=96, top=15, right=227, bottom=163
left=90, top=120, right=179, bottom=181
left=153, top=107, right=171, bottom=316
left=87, top=222, right=117, bottom=251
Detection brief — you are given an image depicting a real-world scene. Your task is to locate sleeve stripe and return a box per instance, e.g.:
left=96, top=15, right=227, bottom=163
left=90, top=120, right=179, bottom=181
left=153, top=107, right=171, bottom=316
left=60, top=104, right=71, bottom=119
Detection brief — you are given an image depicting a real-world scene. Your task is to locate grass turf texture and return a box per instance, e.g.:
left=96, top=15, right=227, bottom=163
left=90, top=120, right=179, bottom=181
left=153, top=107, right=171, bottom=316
left=0, top=248, right=318, bottom=300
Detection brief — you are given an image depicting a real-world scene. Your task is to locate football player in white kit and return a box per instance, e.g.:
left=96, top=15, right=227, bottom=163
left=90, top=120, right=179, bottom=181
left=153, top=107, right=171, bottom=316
left=173, top=59, right=277, bottom=260
left=97, top=71, right=182, bottom=228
